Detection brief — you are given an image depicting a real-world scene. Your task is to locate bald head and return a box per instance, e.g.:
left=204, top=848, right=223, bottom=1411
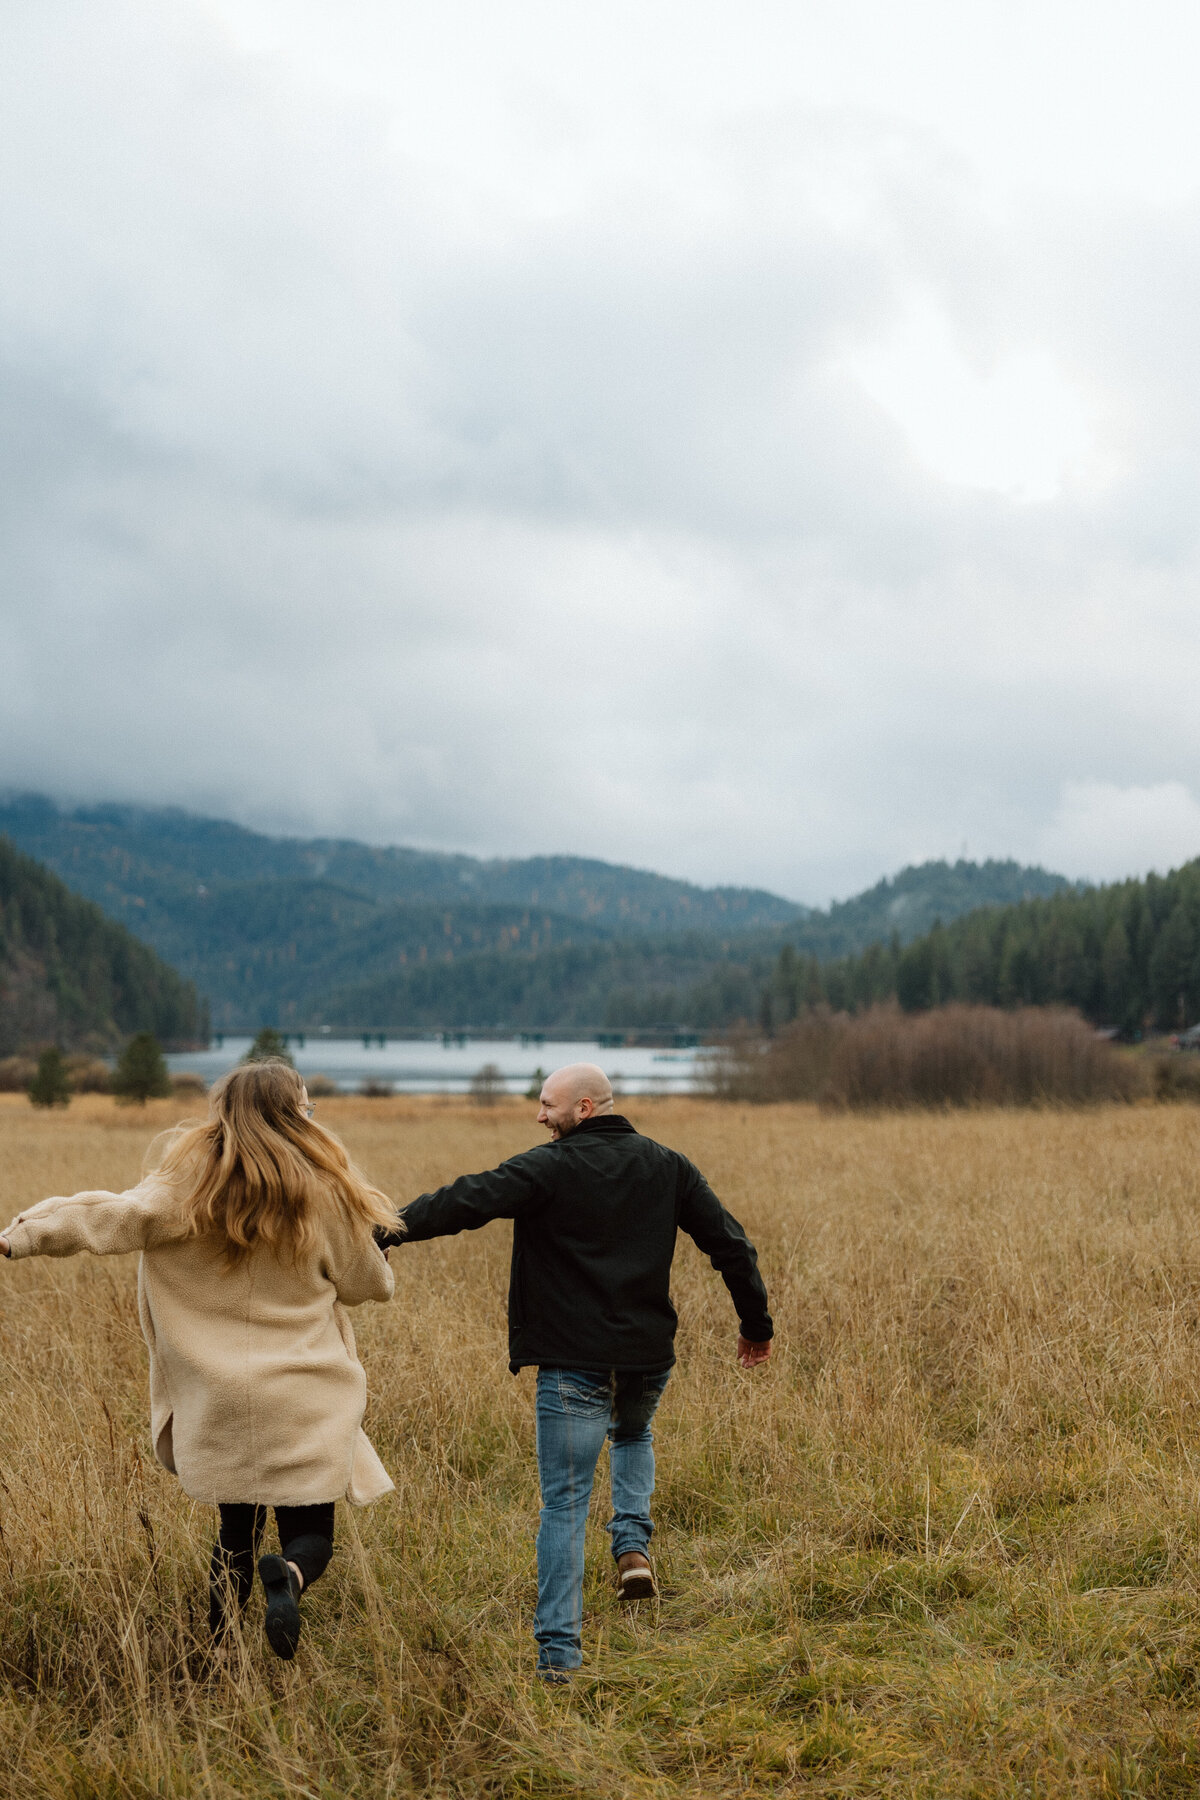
left=544, top=1063, right=613, bottom=1108
left=537, top=1062, right=614, bottom=1139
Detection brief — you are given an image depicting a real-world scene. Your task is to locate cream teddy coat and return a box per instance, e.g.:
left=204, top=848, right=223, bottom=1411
left=3, top=1175, right=395, bottom=1507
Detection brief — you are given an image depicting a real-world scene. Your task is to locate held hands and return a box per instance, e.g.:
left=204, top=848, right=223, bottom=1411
left=0, top=1237, right=9, bottom=1259
left=737, top=1335, right=771, bottom=1369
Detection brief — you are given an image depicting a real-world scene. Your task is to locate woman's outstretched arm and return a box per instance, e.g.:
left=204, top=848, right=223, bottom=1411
left=1, top=1179, right=181, bottom=1261
left=326, top=1218, right=396, bottom=1307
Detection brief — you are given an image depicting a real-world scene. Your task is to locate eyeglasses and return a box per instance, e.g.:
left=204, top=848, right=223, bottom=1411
left=304, top=1105, right=315, bottom=1119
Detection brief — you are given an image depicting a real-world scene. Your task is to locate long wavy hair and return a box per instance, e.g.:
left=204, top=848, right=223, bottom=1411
left=155, top=1059, right=395, bottom=1265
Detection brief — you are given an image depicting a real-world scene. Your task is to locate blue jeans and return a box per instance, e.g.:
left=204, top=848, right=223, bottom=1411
left=534, top=1366, right=671, bottom=1672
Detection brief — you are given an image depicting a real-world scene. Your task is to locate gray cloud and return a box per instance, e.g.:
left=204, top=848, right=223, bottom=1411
left=4, top=0, right=1200, bottom=902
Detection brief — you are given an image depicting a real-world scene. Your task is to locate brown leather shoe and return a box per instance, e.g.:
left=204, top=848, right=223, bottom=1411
left=616, top=1551, right=657, bottom=1601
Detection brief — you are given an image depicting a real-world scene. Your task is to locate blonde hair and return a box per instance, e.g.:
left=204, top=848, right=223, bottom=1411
left=155, top=1059, right=395, bottom=1265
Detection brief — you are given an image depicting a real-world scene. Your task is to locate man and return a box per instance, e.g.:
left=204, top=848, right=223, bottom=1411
left=378, top=1062, right=772, bottom=1681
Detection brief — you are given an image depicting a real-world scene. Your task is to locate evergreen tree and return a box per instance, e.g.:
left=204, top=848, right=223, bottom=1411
left=1101, top=919, right=1133, bottom=1027
left=0, top=837, right=204, bottom=1049
left=242, top=1027, right=294, bottom=1067
left=758, top=986, right=774, bottom=1036
left=28, top=1047, right=71, bottom=1108
left=775, top=944, right=799, bottom=1022
left=1149, top=899, right=1196, bottom=1029
left=112, top=1032, right=172, bottom=1104
left=804, top=953, right=827, bottom=1010
left=813, top=856, right=1200, bottom=1034
left=525, top=1065, right=547, bottom=1100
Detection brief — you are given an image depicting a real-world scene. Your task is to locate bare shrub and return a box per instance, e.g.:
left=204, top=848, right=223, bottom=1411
left=169, top=1072, right=207, bottom=1097
left=470, top=1061, right=506, bottom=1107
left=706, top=1018, right=837, bottom=1102
left=0, top=1055, right=36, bottom=1093
left=305, top=1073, right=339, bottom=1097
left=714, top=1003, right=1143, bottom=1109
left=358, top=1079, right=394, bottom=1098
left=65, top=1056, right=112, bottom=1094
left=1150, top=1052, right=1200, bottom=1102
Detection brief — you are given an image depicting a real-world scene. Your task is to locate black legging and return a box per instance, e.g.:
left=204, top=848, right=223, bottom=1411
left=209, top=1501, right=335, bottom=1632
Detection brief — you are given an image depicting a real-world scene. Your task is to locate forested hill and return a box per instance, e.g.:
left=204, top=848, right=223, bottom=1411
left=0, top=798, right=1074, bottom=1032
left=310, top=860, right=1077, bottom=1034
left=0, top=837, right=206, bottom=1054
left=770, top=859, right=1200, bottom=1035
left=0, top=796, right=803, bottom=936
left=781, top=858, right=1070, bottom=963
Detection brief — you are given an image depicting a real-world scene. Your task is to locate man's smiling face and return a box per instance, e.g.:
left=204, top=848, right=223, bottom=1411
left=535, top=1063, right=614, bottom=1139
left=536, top=1074, right=586, bottom=1140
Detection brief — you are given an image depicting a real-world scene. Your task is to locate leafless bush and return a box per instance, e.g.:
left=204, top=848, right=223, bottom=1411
left=712, top=1003, right=1143, bottom=1109
left=1150, top=1051, right=1200, bottom=1103
left=169, top=1071, right=207, bottom=1097
left=469, top=1061, right=506, bottom=1107
left=0, top=1055, right=36, bottom=1093
left=358, top=1079, right=394, bottom=1098
left=305, top=1073, right=340, bottom=1097
left=65, top=1056, right=113, bottom=1094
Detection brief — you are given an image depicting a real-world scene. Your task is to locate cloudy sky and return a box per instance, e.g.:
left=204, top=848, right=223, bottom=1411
left=4, top=0, right=1200, bottom=902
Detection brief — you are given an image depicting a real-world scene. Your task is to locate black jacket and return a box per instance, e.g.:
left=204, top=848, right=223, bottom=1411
left=382, top=1114, right=773, bottom=1372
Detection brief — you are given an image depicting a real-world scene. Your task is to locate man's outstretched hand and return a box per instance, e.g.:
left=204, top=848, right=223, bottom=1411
left=737, top=1336, right=771, bottom=1368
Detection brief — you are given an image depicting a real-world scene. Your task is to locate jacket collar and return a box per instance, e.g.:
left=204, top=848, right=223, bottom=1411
left=561, top=1113, right=637, bottom=1139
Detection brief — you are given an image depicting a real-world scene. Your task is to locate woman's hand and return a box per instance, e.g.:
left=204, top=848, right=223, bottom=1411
left=0, top=1237, right=10, bottom=1258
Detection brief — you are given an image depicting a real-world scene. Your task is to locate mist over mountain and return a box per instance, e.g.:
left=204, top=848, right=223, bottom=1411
left=0, top=797, right=1071, bottom=1032
left=0, top=795, right=802, bottom=933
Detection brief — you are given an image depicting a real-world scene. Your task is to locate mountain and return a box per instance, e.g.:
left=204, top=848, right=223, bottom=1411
left=776, top=860, right=1200, bottom=1035
left=308, top=863, right=1075, bottom=1034
left=0, top=796, right=804, bottom=1028
left=779, top=859, right=1073, bottom=963
left=0, top=798, right=1073, bottom=1031
left=0, top=836, right=206, bottom=1054
left=0, top=795, right=801, bottom=935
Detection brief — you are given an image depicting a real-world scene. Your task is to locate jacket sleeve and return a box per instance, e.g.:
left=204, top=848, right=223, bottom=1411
left=331, top=1231, right=395, bottom=1307
left=3, top=1179, right=183, bottom=1261
left=386, top=1147, right=554, bottom=1244
left=677, top=1164, right=774, bottom=1342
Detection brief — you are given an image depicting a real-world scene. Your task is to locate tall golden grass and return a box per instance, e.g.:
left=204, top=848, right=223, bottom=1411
left=4, top=1092, right=1200, bottom=1795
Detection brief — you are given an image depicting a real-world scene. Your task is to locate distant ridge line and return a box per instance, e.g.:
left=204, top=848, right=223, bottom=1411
left=0, top=795, right=1072, bottom=1035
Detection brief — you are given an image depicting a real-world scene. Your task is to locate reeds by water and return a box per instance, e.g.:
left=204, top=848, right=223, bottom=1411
left=712, top=1001, right=1142, bottom=1108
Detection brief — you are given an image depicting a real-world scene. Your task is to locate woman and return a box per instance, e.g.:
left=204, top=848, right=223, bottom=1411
left=0, top=1058, right=396, bottom=1660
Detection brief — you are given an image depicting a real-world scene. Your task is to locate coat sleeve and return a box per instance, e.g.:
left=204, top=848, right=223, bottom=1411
left=677, top=1163, right=774, bottom=1342
left=387, top=1147, right=554, bottom=1244
left=3, top=1179, right=183, bottom=1261
left=331, top=1232, right=395, bottom=1307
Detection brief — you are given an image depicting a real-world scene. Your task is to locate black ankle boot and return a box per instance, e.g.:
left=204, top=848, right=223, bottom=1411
left=258, top=1554, right=302, bottom=1659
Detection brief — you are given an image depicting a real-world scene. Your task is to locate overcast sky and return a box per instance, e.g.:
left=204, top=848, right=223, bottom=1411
left=5, top=0, right=1200, bottom=902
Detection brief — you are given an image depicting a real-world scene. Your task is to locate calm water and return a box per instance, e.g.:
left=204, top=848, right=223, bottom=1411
left=166, top=1036, right=715, bottom=1095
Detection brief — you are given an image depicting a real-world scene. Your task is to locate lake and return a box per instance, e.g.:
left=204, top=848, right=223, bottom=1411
left=166, top=1036, right=716, bottom=1095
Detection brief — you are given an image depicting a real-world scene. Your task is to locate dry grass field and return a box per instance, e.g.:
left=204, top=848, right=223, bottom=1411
left=4, top=1093, right=1200, bottom=1796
